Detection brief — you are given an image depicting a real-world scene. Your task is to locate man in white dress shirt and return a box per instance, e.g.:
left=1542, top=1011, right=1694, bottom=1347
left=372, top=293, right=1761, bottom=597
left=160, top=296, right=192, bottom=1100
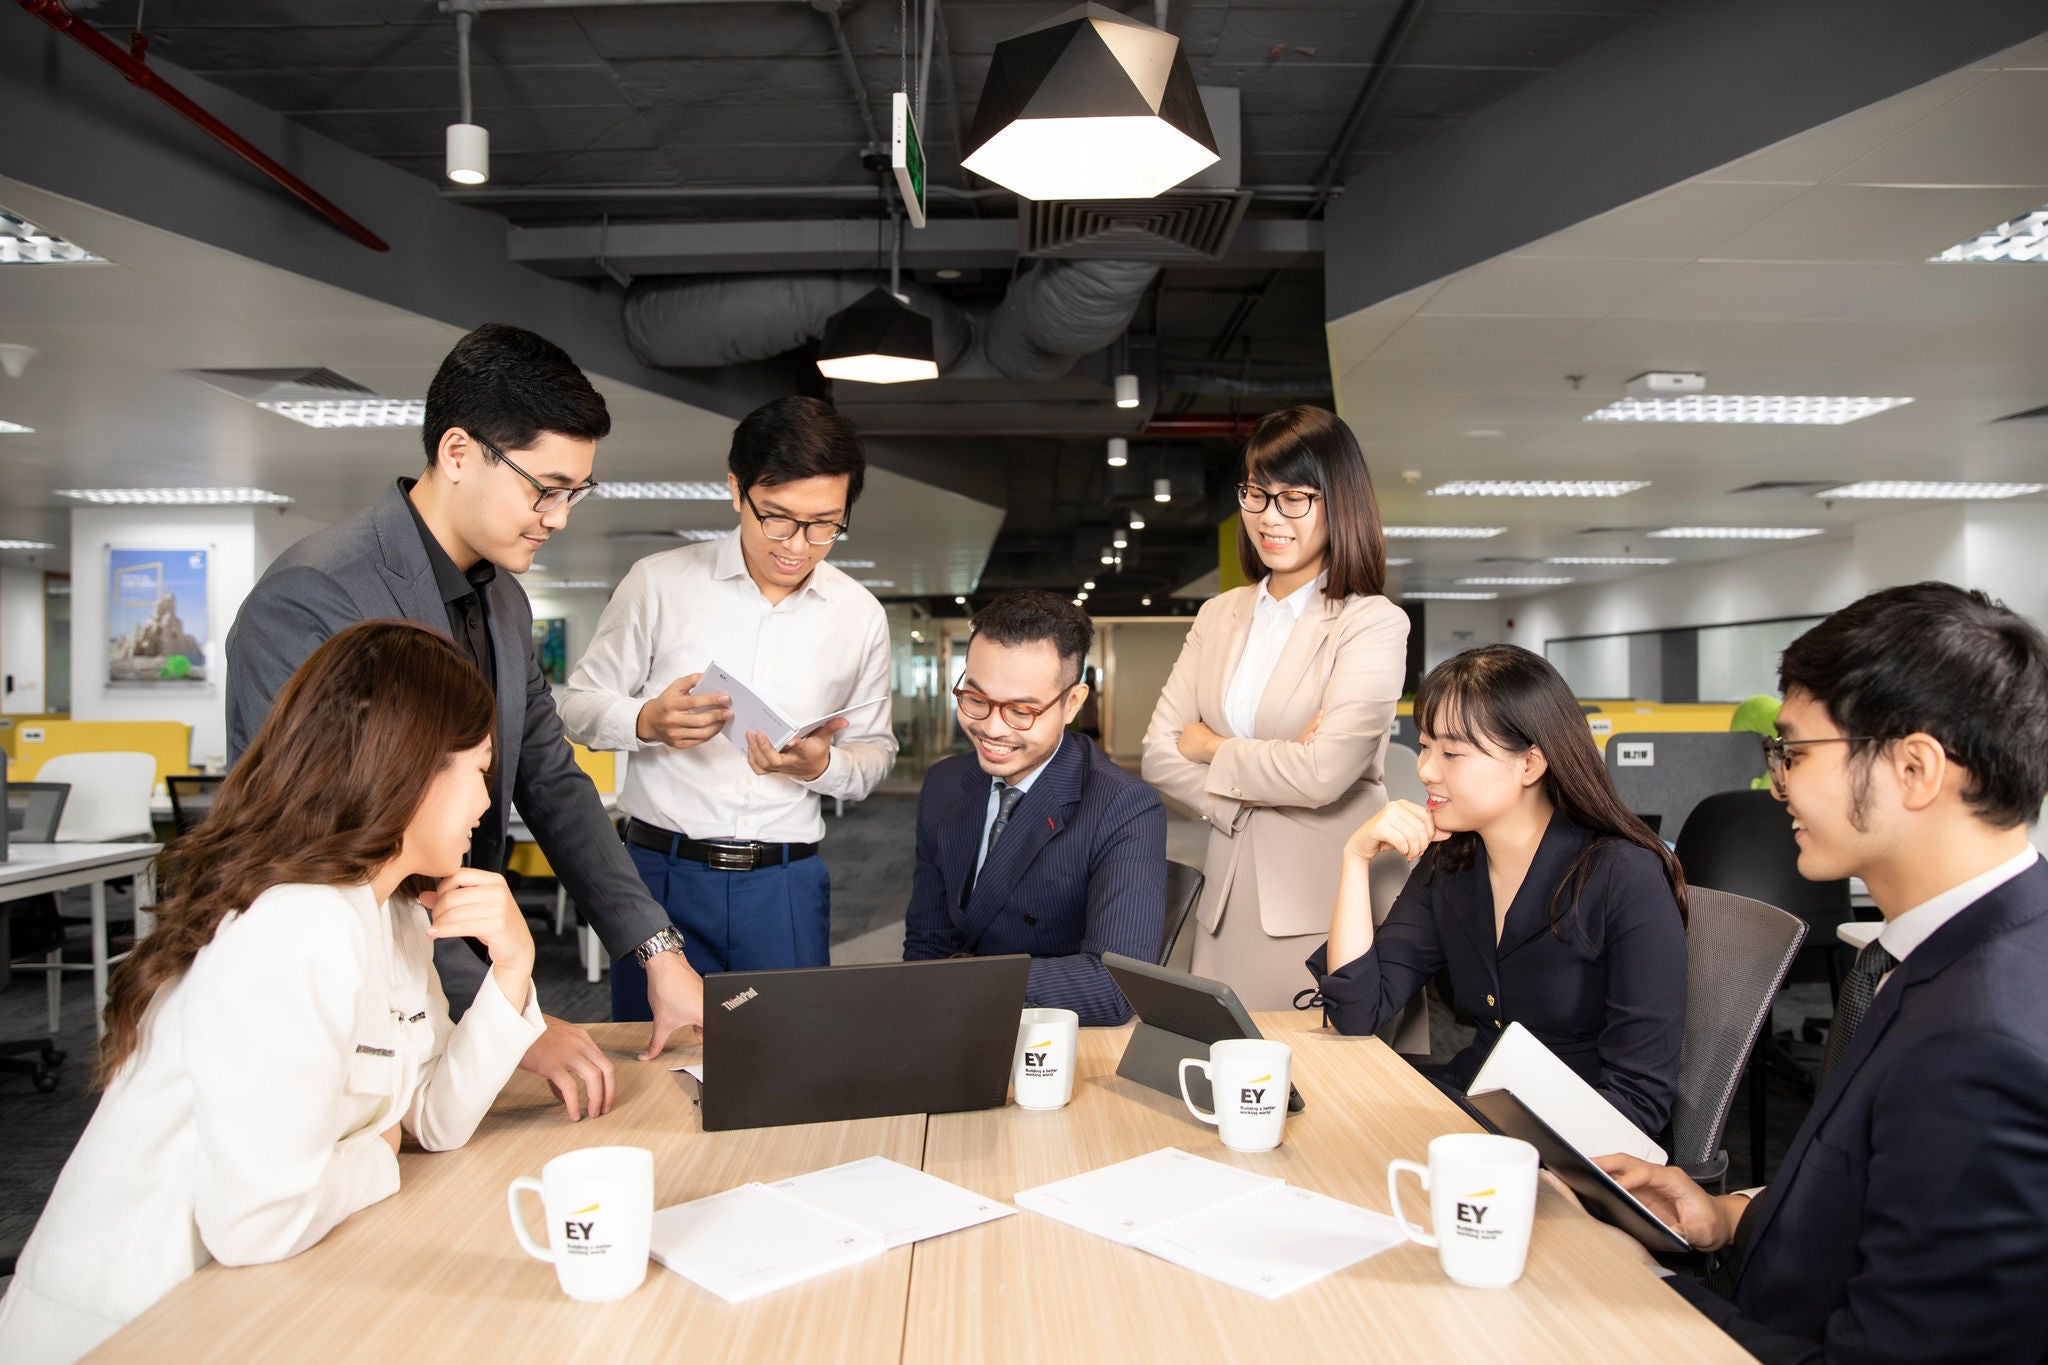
left=560, top=397, right=896, bottom=1016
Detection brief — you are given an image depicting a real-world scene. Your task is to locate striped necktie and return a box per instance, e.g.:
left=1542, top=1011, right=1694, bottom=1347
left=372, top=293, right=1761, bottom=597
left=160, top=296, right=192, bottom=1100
left=1818, top=937, right=1899, bottom=1086
left=984, top=782, right=1027, bottom=863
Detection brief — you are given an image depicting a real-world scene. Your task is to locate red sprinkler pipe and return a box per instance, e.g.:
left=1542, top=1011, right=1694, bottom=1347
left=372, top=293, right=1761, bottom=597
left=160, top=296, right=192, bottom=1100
left=1143, top=416, right=1262, bottom=441
left=13, top=0, right=390, bottom=252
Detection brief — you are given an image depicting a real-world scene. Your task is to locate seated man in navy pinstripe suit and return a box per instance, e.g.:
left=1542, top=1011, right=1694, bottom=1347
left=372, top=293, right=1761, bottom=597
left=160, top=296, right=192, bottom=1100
left=903, top=592, right=1166, bottom=1025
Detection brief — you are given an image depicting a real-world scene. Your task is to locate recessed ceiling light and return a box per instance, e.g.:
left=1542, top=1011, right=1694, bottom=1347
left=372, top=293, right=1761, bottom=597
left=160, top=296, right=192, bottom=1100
left=0, top=419, right=32, bottom=434
left=592, top=482, right=731, bottom=500
left=1815, top=480, right=2044, bottom=500
left=1112, top=532, right=1129, bottom=549
left=1429, top=480, right=1648, bottom=498
left=1128, top=512, right=1146, bottom=530
left=258, top=398, right=425, bottom=429
left=529, top=580, right=612, bottom=591
left=1931, top=203, right=2048, bottom=263
left=1647, top=526, right=1822, bottom=540
left=1383, top=526, right=1507, bottom=539
left=56, top=487, right=293, bottom=505
left=1083, top=580, right=1097, bottom=591
left=0, top=210, right=106, bottom=265
left=1584, top=395, right=1912, bottom=425
left=1456, top=576, right=1573, bottom=586
left=1140, top=595, right=1153, bottom=606
left=829, top=558, right=876, bottom=568
left=674, top=529, right=729, bottom=541
left=855, top=577, right=896, bottom=588
left=1546, top=556, right=1675, bottom=566
left=1405, top=591, right=1499, bottom=601
left=954, top=595, right=967, bottom=605
left=935, top=268, right=964, bottom=280
left=0, top=539, right=55, bottom=550
left=1385, top=557, right=1413, bottom=567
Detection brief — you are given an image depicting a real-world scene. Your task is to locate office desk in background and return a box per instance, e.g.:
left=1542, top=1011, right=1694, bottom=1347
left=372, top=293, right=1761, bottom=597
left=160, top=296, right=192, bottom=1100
left=0, top=842, right=160, bottom=1037
left=86, top=1013, right=1747, bottom=1365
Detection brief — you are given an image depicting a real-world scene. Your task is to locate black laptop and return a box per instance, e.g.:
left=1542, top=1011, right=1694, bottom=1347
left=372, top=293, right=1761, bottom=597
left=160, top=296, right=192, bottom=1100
left=687, top=955, right=1032, bottom=1132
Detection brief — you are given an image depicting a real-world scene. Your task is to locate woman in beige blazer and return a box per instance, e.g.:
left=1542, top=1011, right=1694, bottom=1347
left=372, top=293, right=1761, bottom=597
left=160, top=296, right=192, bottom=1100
left=1142, top=405, right=1413, bottom=1014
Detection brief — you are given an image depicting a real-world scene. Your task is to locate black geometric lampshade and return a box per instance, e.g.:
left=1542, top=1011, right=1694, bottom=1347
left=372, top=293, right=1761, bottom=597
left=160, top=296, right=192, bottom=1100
left=964, top=3, right=1218, bottom=201
left=816, top=288, right=939, bottom=384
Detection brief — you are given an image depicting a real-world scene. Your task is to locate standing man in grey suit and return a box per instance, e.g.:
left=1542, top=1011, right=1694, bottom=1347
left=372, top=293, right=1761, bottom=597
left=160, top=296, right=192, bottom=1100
left=226, top=323, right=705, bottom=1121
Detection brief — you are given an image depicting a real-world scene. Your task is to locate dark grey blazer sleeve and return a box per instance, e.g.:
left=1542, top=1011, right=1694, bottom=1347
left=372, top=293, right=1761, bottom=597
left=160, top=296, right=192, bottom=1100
left=509, top=624, right=668, bottom=961
left=224, top=565, right=359, bottom=764
left=1022, top=785, right=1166, bottom=1026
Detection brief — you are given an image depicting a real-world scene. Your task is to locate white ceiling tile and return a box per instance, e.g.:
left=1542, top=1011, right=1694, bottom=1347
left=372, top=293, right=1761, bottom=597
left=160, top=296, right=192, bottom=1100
left=1421, top=257, right=1682, bottom=317
left=1611, top=261, right=1911, bottom=320
left=1706, top=185, right=2047, bottom=263
left=1830, top=71, right=2048, bottom=187
left=1375, top=314, right=1594, bottom=361
left=1513, top=182, right=1808, bottom=260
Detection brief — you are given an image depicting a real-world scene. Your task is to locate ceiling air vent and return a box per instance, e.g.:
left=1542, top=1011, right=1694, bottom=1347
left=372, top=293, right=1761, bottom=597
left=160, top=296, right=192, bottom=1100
left=184, top=367, right=375, bottom=402
left=1020, top=190, right=1251, bottom=261
left=1726, top=480, right=1836, bottom=495
left=1994, top=402, right=2048, bottom=423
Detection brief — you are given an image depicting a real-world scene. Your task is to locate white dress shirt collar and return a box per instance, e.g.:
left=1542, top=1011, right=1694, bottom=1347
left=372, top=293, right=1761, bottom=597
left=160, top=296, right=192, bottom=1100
left=710, top=527, right=839, bottom=604
left=1880, top=843, right=2041, bottom=965
left=1002, top=733, right=1064, bottom=793
left=1255, top=571, right=1322, bottom=620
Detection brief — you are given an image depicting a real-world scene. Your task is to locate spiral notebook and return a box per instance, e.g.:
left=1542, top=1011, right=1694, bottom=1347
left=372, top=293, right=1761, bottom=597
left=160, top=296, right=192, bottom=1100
left=1015, top=1148, right=1405, bottom=1299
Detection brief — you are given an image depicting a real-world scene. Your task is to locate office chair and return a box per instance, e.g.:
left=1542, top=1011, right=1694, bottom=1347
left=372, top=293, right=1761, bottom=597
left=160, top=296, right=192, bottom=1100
left=1670, top=888, right=1806, bottom=1193
left=1159, top=860, right=1205, bottom=966
left=1383, top=743, right=1425, bottom=807
left=3, top=782, right=73, bottom=1091
left=164, top=773, right=227, bottom=837
left=35, top=752, right=156, bottom=844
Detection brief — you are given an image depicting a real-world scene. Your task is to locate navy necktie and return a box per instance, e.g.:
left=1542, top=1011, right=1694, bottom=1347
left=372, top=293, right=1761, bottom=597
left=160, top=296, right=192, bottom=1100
left=1819, top=937, right=1899, bottom=1085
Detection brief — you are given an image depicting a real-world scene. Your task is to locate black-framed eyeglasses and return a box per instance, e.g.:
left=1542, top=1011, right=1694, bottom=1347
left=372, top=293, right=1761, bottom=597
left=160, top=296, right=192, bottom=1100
left=1235, top=483, right=1320, bottom=518
left=743, top=489, right=850, bottom=545
left=953, top=683, right=1073, bottom=731
left=474, top=434, right=599, bottom=513
left=1762, top=734, right=1906, bottom=794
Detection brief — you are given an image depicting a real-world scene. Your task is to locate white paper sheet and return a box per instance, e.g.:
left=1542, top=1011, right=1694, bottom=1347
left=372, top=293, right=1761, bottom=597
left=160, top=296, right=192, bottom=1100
left=1137, top=1184, right=1407, bottom=1300
left=769, top=1156, right=1015, bottom=1248
left=1466, top=1021, right=1665, bottom=1165
left=1015, top=1148, right=1279, bottom=1245
left=650, top=1183, right=884, bottom=1303
left=698, top=660, right=886, bottom=753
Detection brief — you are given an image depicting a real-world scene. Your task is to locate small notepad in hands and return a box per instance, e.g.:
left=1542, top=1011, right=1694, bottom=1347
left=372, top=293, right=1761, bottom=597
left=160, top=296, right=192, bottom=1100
left=650, top=1157, right=1014, bottom=1302
left=1016, top=1148, right=1405, bottom=1300
left=697, top=660, right=886, bottom=754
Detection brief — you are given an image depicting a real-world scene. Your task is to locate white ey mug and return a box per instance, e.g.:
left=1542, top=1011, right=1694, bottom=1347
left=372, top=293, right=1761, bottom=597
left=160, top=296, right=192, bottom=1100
left=1013, top=1007, right=1081, bottom=1110
left=1387, top=1133, right=1539, bottom=1288
left=1178, top=1038, right=1292, bottom=1153
left=507, top=1145, right=654, bottom=1302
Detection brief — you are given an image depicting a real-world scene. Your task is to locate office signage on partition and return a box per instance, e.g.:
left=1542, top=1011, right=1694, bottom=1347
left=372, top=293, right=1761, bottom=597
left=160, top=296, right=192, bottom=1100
left=1614, top=742, right=1655, bottom=767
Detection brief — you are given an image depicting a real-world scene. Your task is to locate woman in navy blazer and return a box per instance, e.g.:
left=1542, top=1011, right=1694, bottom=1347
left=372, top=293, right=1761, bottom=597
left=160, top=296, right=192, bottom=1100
left=1306, top=645, right=1688, bottom=1138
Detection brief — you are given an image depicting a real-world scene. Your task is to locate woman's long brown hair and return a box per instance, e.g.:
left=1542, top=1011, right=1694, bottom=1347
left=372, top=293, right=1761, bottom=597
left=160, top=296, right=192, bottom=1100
left=1413, top=644, right=1688, bottom=934
left=96, top=620, right=496, bottom=1086
left=1234, top=404, right=1388, bottom=602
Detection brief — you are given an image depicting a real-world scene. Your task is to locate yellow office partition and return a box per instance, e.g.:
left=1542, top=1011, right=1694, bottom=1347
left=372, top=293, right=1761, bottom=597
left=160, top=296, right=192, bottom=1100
left=505, top=741, right=618, bottom=879
left=0, top=715, right=71, bottom=763
left=8, top=719, right=194, bottom=784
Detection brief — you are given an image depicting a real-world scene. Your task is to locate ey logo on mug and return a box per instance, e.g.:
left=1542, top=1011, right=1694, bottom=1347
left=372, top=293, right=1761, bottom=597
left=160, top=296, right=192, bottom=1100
left=1023, top=1039, right=1054, bottom=1075
left=564, top=1201, right=602, bottom=1244
left=1456, top=1189, right=1494, bottom=1228
left=1239, top=1073, right=1273, bottom=1106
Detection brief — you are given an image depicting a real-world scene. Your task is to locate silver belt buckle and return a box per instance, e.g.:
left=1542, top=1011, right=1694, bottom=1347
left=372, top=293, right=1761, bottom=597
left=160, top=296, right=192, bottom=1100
left=705, top=841, right=757, bottom=872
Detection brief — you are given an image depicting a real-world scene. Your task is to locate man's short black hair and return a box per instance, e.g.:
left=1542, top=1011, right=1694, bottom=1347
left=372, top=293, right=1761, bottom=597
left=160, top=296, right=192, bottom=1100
left=1780, top=581, right=2048, bottom=828
left=422, top=322, right=611, bottom=467
left=728, top=396, right=866, bottom=505
left=970, top=591, right=1094, bottom=691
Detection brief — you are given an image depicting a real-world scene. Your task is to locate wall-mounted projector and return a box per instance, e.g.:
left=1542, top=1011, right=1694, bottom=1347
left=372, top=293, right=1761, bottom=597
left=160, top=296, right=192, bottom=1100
left=1625, top=371, right=1706, bottom=398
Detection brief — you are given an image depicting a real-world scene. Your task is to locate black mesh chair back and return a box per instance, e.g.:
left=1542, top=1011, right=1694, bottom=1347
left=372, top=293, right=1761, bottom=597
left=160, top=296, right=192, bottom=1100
left=1159, top=860, right=1206, bottom=965
left=166, top=774, right=228, bottom=836
left=5, top=782, right=69, bottom=844
left=1671, top=887, right=1806, bottom=1183
left=1675, top=789, right=1851, bottom=924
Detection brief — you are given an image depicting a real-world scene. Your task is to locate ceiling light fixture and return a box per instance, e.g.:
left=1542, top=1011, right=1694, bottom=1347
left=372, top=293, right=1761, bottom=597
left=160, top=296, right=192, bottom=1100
left=1383, top=526, right=1507, bottom=540
left=529, top=580, right=612, bottom=591
left=1931, top=203, right=2048, bottom=262
left=1814, top=480, right=2045, bottom=500
left=56, top=487, right=293, bottom=505
left=0, top=419, right=32, bottom=434
left=1152, top=478, right=1172, bottom=503
left=674, top=529, right=731, bottom=541
left=1456, top=576, right=1573, bottom=586
left=1647, top=526, right=1822, bottom=540
left=1083, top=580, right=1096, bottom=591
left=855, top=578, right=897, bottom=588
left=1546, top=556, right=1675, bottom=566
left=1385, top=557, right=1413, bottom=567
left=1112, top=532, right=1129, bottom=549
left=954, top=595, right=968, bottom=605
left=0, top=539, right=56, bottom=550
left=1428, top=480, right=1649, bottom=498
left=1584, top=395, right=1912, bottom=425
left=592, top=482, right=731, bottom=500
left=962, top=3, right=1219, bottom=201
left=1077, top=590, right=1089, bottom=600
left=1106, top=437, right=1129, bottom=468
left=1404, top=591, right=1499, bottom=601
left=0, top=210, right=105, bottom=265
left=1128, top=512, right=1146, bottom=530
left=258, top=398, right=425, bottom=429
left=445, top=9, right=490, bottom=185
left=1141, top=595, right=1153, bottom=606
left=1115, top=373, right=1140, bottom=408
left=1100, top=550, right=1116, bottom=565
left=828, top=557, right=877, bottom=568
left=0, top=345, right=39, bottom=379
left=818, top=211, right=938, bottom=384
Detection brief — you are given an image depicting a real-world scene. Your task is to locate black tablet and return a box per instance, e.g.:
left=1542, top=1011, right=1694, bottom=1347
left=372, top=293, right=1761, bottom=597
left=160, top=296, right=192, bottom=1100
left=1102, top=953, right=1305, bottom=1113
left=1462, top=1088, right=1690, bottom=1254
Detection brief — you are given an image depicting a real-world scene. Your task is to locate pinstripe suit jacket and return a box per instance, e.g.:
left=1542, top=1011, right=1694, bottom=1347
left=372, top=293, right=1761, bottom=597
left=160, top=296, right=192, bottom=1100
left=902, top=734, right=1167, bottom=1026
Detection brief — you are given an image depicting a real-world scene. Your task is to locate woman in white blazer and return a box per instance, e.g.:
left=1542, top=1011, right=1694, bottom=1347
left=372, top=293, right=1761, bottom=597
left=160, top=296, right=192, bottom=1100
left=0, top=621, right=547, bottom=1365
left=1143, top=406, right=1413, bottom=1013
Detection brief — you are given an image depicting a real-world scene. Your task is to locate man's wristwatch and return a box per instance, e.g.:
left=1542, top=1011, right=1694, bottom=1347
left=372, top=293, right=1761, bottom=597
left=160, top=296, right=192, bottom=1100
left=633, top=926, right=687, bottom=966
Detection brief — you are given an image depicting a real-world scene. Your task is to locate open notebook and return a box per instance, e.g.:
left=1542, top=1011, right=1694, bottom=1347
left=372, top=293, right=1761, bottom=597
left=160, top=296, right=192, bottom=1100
left=1465, top=1022, right=1665, bottom=1165
left=1016, top=1148, right=1405, bottom=1300
left=650, top=1157, right=1013, bottom=1303
left=698, top=660, right=887, bottom=754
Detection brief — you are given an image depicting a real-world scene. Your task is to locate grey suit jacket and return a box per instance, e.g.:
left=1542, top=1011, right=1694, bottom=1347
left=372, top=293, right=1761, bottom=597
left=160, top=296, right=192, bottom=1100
left=225, top=480, right=667, bottom=1006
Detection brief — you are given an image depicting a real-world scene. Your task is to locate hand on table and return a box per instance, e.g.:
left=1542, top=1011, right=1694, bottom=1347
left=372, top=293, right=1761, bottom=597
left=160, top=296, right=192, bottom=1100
left=745, top=717, right=846, bottom=782
left=517, top=1017, right=617, bottom=1122
left=636, top=672, right=732, bottom=749
left=640, top=949, right=705, bottom=1061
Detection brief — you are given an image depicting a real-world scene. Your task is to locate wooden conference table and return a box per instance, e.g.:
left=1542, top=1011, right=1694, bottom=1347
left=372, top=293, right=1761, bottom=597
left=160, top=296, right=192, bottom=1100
left=87, top=1012, right=1746, bottom=1365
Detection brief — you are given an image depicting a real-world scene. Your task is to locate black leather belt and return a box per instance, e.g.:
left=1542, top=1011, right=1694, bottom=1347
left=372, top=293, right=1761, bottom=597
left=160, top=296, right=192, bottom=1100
left=624, top=818, right=818, bottom=871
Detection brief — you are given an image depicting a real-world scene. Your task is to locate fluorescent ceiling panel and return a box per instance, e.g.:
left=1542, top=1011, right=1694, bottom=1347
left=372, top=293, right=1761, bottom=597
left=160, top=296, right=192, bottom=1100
left=0, top=210, right=106, bottom=265
left=1583, top=396, right=1912, bottom=425
left=56, top=486, right=293, bottom=506
left=673, top=529, right=730, bottom=541
left=1385, top=557, right=1413, bottom=567
left=1456, top=576, right=1573, bottom=586
left=1405, top=591, right=1499, bottom=601
left=1545, top=556, right=1675, bottom=566
left=258, top=398, right=425, bottom=429
left=855, top=578, right=896, bottom=588
left=1383, top=526, right=1508, bottom=539
left=1930, top=204, right=2048, bottom=263
left=828, top=558, right=877, bottom=568
left=529, top=580, right=612, bottom=591
left=592, top=482, right=731, bottom=500
left=0, top=539, right=55, bottom=550
left=1815, top=481, right=2044, bottom=500
left=0, top=419, right=32, bottom=434
left=1647, top=526, right=1821, bottom=540
left=1429, top=480, right=1648, bottom=498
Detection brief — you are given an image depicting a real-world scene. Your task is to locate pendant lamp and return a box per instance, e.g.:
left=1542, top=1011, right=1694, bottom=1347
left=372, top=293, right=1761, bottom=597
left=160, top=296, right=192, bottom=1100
left=816, top=289, right=939, bottom=384
left=963, top=3, right=1218, bottom=201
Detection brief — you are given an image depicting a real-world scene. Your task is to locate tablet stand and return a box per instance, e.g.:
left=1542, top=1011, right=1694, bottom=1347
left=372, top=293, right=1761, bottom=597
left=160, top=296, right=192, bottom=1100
left=1117, top=1020, right=1217, bottom=1110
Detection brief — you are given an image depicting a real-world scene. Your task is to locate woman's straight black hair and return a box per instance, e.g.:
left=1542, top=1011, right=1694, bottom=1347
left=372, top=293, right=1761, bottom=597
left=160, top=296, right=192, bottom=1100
left=1414, top=644, right=1688, bottom=933
left=1234, top=405, right=1387, bottom=602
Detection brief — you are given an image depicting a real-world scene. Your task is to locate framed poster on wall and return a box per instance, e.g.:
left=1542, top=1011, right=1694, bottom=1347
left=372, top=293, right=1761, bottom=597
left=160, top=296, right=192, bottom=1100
left=108, top=548, right=210, bottom=685
left=533, top=617, right=568, bottom=685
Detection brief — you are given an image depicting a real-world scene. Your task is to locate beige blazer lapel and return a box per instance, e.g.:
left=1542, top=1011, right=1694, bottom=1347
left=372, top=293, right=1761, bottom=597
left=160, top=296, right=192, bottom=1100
left=1250, top=591, right=1341, bottom=739
left=1199, top=588, right=1259, bottom=738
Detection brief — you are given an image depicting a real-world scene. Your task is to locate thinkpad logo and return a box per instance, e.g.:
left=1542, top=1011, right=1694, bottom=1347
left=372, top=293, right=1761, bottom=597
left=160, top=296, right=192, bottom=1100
left=720, top=987, right=759, bottom=1012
